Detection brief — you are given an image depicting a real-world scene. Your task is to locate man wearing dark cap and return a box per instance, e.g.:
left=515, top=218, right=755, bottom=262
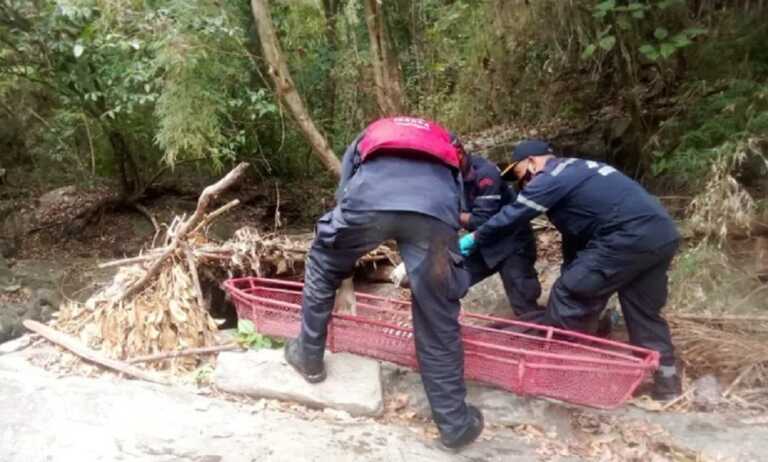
left=460, top=140, right=682, bottom=401
left=285, top=117, right=483, bottom=450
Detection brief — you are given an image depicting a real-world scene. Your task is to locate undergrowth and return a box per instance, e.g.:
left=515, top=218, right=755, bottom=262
left=667, top=242, right=767, bottom=314
left=651, top=81, right=768, bottom=184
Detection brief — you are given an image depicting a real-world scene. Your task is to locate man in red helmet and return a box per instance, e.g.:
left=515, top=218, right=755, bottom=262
left=284, top=117, right=484, bottom=450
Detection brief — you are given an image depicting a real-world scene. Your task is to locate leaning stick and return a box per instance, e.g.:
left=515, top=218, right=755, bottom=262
left=116, top=162, right=249, bottom=303
left=191, top=199, right=241, bottom=235
left=127, top=343, right=242, bottom=364
left=23, top=320, right=171, bottom=386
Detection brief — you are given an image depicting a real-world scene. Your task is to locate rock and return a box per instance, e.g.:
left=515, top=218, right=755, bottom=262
left=0, top=335, right=33, bottom=355
left=0, top=309, right=21, bottom=344
left=692, top=375, right=723, bottom=410
left=37, top=185, right=77, bottom=209
left=0, top=255, right=11, bottom=283
left=10, top=260, right=67, bottom=291
left=0, top=238, right=16, bottom=258
left=356, top=282, right=405, bottom=301
left=215, top=349, right=384, bottom=417
left=30, top=288, right=60, bottom=319
left=463, top=274, right=512, bottom=316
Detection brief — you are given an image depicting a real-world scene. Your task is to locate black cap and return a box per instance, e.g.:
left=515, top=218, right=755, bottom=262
left=510, top=140, right=553, bottom=163
left=500, top=140, right=553, bottom=178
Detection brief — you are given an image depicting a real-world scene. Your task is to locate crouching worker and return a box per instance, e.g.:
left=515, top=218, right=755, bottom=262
left=454, top=137, right=541, bottom=316
left=285, top=117, right=484, bottom=450
left=460, top=140, right=682, bottom=401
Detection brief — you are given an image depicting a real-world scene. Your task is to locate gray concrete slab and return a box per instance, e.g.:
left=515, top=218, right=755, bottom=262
left=215, top=349, right=384, bottom=417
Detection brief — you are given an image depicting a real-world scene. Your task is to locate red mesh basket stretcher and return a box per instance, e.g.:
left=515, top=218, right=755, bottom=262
left=223, top=277, right=659, bottom=408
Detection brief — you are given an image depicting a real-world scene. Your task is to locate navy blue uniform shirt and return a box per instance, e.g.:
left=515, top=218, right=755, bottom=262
left=336, top=134, right=462, bottom=229
left=475, top=158, right=680, bottom=255
left=463, top=155, right=536, bottom=267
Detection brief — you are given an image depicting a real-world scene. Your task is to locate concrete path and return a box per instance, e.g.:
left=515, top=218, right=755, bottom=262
left=0, top=349, right=538, bottom=462
left=2, top=343, right=766, bottom=462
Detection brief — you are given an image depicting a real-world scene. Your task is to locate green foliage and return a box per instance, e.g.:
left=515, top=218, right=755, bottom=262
left=236, top=320, right=283, bottom=350
left=153, top=0, right=276, bottom=167
left=583, top=0, right=705, bottom=64
left=0, top=0, right=279, bottom=184
left=651, top=80, right=768, bottom=181
left=689, top=14, right=768, bottom=81
left=1, top=0, right=766, bottom=193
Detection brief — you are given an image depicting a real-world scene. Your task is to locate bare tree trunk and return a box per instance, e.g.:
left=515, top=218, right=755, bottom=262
left=250, top=0, right=341, bottom=177
left=364, top=0, right=404, bottom=115
left=321, top=0, right=343, bottom=132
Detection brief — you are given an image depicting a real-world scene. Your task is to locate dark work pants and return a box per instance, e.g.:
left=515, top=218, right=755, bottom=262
left=544, top=240, right=680, bottom=366
left=465, top=253, right=542, bottom=315
left=298, top=207, right=472, bottom=438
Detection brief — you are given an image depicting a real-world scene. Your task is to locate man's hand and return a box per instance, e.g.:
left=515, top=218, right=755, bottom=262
left=459, top=233, right=476, bottom=256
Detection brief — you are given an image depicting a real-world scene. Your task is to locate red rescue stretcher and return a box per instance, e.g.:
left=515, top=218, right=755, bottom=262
left=223, top=277, right=658, bottom=409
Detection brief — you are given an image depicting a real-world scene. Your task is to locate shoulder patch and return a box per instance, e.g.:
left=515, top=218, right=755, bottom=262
left=478, top=177, right=495, bottom=188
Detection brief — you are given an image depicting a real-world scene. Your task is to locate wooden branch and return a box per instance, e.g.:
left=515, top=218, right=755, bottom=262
left=127, top=343, right=242, bottom=364
left=182, top=243, right=206, bottom=310
left=116, top=163, right=250, bottom=303
left=98, top=254, right=158, bottom=269
left=191, top=199, right=240, bottom=235
left=23, top=320, right=171, bottom=386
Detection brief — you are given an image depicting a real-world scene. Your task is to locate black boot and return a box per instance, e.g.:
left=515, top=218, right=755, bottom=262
left=440, top=405, right=484, bottom=451
left=652, top=370, right=681, bottom=401
left=284, top=337, right=326, bottom=384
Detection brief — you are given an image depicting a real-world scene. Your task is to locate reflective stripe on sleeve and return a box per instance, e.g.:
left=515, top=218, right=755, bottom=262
left=475, top=195, right=501, bottom=200
left=551, top=158, right=577, bottom=176
left=516, top=194, right=548, bottom=212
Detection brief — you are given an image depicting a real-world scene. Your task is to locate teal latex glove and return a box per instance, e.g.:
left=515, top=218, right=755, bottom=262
left=459, top=233, right=476, bottom=256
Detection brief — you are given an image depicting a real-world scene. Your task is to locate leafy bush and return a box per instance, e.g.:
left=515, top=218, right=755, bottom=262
left=236, top=320, right=283, bottom=350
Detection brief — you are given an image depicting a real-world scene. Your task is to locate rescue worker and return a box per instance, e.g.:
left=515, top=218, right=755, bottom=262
left=284, top=117, right=484, bottom=449
left=455, top=139, right=541, bottom=316
left=460, top=140, right=682, bottom=400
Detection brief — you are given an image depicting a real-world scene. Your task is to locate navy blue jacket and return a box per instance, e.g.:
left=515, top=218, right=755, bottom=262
left=463, top=155, right=536, bottom=268
left=336, top=133, right=462, bottom=229
left=475, top=158, right=680, bottom=260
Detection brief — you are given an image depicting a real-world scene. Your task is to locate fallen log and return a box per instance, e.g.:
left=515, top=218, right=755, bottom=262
left=23, top=320, right=171, bottom=386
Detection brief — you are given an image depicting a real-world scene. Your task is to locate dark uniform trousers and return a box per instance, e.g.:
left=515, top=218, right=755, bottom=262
left=546, top=239, right=679, bottom=366
left=464, top=253, right=542, bottom=315
left=298, top=207, right=472, bottom=438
